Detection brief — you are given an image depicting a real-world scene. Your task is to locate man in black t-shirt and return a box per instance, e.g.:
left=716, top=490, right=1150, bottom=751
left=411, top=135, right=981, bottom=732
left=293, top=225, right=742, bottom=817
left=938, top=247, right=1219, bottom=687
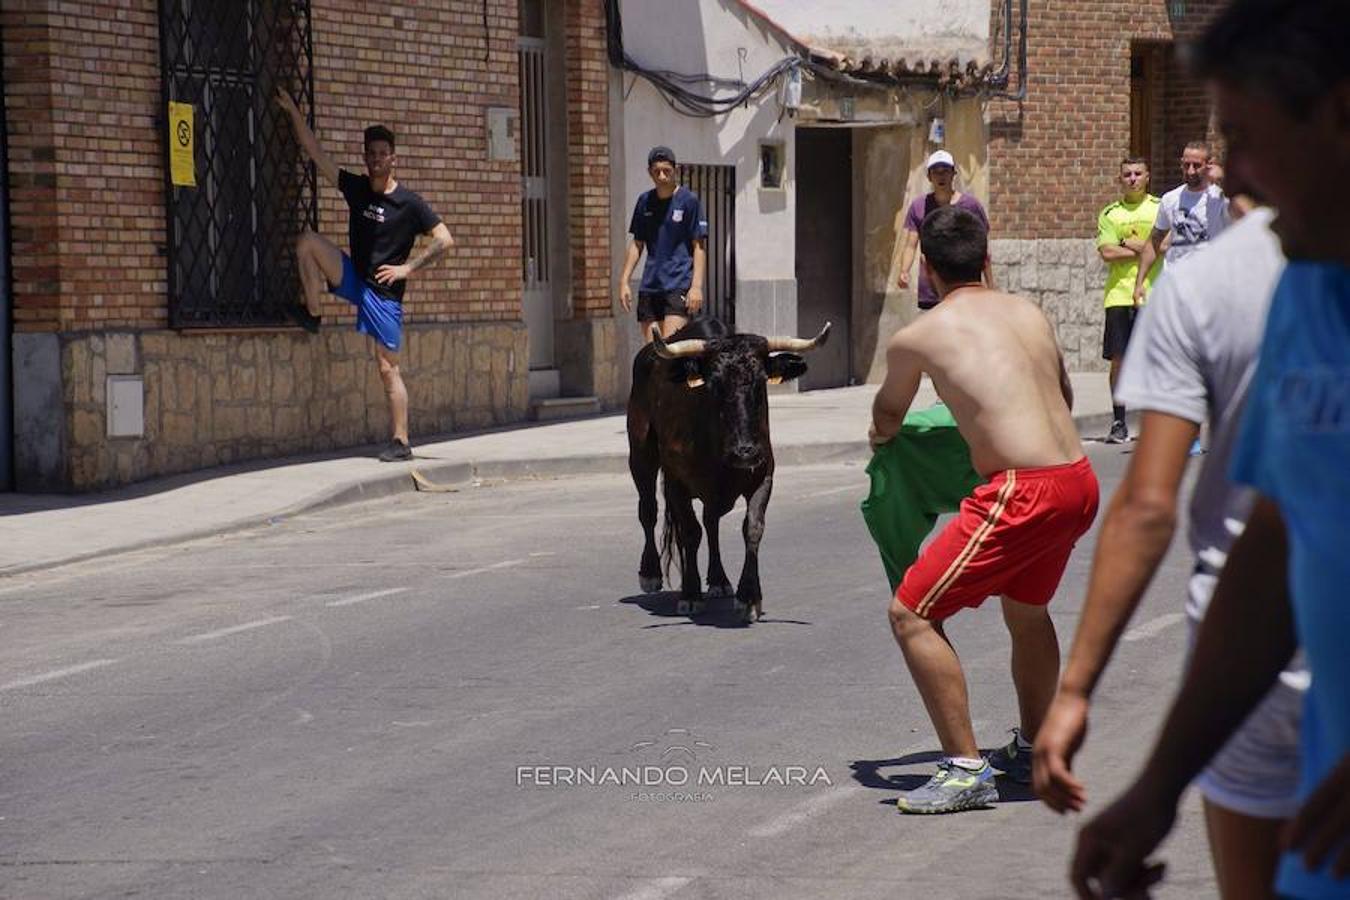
left=277, top=89, right=454, bottom=462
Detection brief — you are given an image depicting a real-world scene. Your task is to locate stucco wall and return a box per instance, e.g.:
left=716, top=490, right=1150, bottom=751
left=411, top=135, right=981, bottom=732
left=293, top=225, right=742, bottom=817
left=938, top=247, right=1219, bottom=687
left=852, top=96, right=988, bottom=383
left=751, top=0, right=989, bottom=62
left=615, top=0, right=799, bottom=345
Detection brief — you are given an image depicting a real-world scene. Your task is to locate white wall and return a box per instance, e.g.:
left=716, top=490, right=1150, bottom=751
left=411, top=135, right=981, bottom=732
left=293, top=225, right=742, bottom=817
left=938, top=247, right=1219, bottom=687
left=616, top=0, right=798, bottom=285
left=750, top=0, right=989, bottom=62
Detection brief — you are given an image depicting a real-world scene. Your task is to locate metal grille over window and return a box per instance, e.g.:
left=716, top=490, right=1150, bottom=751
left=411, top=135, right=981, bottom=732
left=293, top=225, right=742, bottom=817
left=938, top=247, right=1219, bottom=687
left=158, top=0, right=317, bottom=329
left=678, top=164, right=736, bottom=328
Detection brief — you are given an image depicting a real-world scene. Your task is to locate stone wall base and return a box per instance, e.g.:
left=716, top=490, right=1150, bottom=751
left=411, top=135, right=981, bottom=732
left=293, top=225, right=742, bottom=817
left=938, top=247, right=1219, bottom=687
left=13, top=322, right=529, bottom=492
left=555, top=315, right=626, bottom=407
left=989, top=239, right=1110, bottom=373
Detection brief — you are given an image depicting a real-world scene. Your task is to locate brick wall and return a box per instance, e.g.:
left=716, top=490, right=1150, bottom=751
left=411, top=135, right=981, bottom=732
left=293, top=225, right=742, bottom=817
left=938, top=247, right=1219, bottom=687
left=985, top=0, right=1226, bottom=239
left=2, top=0, right=528, bottom=336
left=2, top=1, right=164, bottom=333
left=310, top=0, right=523, bottom=325
left=563, top=0, right=612, bottom=319
left=3, top=2, right=614, bottom=490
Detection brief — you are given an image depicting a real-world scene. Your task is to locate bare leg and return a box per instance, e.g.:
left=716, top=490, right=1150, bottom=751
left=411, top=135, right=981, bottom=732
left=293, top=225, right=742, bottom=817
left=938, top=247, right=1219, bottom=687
left=374, top=343, right=409, bottom=444
left=1108, top=355, right=1122, bottom=395
left=660, top=314, right=689, bottom=338
left=889, top=598, right=979, bottom=758
left=295, top=230, right=344, bottom=315
left=638, top=319, right=658, bottom=345
left=1001, top=596, right=1060, bottom=742
left=1203, top=800, right=1284, bottom=900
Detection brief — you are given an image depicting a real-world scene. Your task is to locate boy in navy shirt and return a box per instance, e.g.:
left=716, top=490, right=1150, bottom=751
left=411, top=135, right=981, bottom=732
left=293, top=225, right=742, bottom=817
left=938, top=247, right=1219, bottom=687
left=619, top=146, right=709, bottom=341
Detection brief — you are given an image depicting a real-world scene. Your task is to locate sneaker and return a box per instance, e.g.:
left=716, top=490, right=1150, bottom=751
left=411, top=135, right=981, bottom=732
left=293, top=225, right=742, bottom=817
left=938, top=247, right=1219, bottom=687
left=377, top=439, right=412, bottom=462
left=896, top=759, right=998, bottom=814
left=986, top=729, right=1033, bottom=784
left=1105, top=420, right=1129, bottom=444
left=290, top=303, right=322, bottom=334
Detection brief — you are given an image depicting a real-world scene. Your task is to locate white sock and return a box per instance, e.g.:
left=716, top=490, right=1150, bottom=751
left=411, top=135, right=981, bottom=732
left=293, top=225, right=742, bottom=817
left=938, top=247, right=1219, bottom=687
left=948, top=756, right=986, bottom=771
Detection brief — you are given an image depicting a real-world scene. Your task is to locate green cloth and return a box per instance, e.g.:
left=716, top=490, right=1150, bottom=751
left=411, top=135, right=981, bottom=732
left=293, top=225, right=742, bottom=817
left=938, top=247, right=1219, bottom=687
left=860, top=404, right=982, bottom=592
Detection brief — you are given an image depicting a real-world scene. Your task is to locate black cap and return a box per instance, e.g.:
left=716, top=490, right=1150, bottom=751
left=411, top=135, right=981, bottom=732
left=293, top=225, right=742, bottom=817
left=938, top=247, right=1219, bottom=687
left=647, top=145, right=676, bottom=167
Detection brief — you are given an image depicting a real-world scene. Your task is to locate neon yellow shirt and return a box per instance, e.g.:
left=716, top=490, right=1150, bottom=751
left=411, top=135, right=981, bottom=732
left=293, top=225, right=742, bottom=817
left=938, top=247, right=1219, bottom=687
left=1097, top=195, right=1162, bottom=309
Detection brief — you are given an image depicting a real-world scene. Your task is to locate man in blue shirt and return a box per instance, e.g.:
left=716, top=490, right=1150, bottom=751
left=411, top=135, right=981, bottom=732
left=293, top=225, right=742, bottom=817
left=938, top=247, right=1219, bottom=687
left=619, top=146, right=709, bottom=341
left=1069, top=1, right=1350, bottom=897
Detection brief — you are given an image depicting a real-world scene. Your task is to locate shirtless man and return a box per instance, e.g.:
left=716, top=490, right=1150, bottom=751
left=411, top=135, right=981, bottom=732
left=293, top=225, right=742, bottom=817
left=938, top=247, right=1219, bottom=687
left=870, top=205, right=1100, bottom=814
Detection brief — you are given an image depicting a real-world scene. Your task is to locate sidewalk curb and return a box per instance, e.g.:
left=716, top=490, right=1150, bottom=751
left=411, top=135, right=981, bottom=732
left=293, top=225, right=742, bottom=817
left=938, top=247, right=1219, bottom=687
left=4, top=411, right=1118, bottom=578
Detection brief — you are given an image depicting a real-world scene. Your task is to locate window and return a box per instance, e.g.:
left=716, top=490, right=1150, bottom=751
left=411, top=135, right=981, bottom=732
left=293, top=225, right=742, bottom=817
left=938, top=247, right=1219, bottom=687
left=159, top=0, right=317, bottom=328
left=759, top=142, right=785, bottom=190
left=677, top=163, right=736, bottom=327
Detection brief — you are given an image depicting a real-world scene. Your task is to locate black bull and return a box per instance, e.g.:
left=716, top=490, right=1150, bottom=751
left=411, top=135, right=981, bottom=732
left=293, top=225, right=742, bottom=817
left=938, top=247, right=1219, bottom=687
left=626, top=318, right=831, bottom=623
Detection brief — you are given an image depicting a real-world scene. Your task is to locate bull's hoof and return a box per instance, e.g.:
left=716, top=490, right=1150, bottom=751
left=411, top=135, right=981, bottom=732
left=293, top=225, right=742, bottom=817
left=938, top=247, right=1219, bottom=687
left=706, top=583, right=734, bottom=599
left=639, top=574, right=663, bottom=593
left=740, top=605, right=757, bottom=625
left=675, top=597, right=705, bottom=616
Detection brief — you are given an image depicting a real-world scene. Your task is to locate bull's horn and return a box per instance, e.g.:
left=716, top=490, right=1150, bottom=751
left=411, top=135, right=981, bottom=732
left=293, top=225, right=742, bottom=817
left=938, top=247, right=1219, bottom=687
left=650, top=326, right=708, bottom=359
left=766, top=321, right=831, bottom=352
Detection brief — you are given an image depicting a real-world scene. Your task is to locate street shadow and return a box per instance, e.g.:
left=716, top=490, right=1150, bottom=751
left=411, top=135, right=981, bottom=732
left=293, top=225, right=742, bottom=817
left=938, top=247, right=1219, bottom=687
left=851, top=750, right=1038, bottom=805
left=0, top=412, right=625, bottom=514
left=618, top=592, right=812, bottom=629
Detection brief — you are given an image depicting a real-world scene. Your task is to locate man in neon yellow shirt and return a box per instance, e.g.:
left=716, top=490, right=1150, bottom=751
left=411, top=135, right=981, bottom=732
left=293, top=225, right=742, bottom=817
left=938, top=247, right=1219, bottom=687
left=1096, top=156, right=1163, bottom=443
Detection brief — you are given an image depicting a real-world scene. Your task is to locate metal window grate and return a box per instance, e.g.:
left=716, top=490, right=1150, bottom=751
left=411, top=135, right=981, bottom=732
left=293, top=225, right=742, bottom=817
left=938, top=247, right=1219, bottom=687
left=518, top=36, right=549, bottom=288
left=678, top=163, right=735, bottom=328
left=158, top=0, right=317, bottom=329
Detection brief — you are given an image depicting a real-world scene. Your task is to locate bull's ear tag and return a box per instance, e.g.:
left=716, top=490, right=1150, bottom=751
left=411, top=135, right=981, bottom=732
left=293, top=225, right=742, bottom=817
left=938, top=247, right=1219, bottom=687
left=686, top=375, right=706, bottom=389
left=766, top=375, right=784, bottom=385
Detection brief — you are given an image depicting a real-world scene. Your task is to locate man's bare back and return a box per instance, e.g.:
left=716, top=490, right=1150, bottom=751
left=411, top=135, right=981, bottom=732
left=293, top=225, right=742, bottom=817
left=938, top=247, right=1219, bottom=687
left=873, top=286, right=1082, bottom=477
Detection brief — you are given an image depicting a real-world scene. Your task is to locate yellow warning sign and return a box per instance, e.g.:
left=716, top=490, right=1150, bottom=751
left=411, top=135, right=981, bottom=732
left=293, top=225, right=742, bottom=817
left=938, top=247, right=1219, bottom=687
left=168, top=101, right=196, bottom=188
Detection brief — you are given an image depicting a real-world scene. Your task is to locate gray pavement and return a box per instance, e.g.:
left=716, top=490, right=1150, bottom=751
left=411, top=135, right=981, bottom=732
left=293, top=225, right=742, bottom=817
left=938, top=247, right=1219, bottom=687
left=0, top=374, right=1117, bottom=578
left=0, top=445, right=1212, bottom=900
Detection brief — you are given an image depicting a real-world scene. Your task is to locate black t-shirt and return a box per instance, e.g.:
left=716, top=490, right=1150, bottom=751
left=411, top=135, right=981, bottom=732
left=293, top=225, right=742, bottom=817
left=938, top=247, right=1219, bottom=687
left=338, top=168, right=441, bottom=302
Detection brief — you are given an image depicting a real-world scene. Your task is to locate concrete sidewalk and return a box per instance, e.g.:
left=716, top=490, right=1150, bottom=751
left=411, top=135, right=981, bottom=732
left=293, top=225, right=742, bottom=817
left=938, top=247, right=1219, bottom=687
left=0, top=374, right=1116, bottom=577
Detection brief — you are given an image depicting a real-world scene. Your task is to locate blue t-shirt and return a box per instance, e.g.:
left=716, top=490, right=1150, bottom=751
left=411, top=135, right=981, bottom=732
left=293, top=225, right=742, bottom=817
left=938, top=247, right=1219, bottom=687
left=628, top=186, right=708, bottom=294
left=1230, top=261, right=1350, bottom=899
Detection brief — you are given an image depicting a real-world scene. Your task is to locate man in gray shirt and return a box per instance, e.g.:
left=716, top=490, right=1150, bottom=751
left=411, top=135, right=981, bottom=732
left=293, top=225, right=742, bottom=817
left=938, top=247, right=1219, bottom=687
left=1033, top=208, right=1307, bottom=896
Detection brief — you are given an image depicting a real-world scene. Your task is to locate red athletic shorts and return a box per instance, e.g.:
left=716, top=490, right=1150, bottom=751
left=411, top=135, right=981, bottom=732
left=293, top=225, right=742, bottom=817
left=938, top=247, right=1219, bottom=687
left=896, top=456, right=1099, bottom=621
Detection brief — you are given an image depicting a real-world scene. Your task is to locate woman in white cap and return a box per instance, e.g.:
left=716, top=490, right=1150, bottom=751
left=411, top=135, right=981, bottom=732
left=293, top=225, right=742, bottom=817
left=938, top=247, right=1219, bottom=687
left=897, top=150, right=995, bottom=309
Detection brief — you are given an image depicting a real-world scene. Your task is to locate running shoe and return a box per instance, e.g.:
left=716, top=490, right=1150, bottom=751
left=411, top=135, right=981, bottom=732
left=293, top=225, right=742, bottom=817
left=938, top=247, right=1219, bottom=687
left=895, top=759, right=998, bottom=814
left=986, top=729, right=1033, bottom=784
left=377, top=439, right=412, bottom=462
left=1105, top=420, right=1129, bottom=444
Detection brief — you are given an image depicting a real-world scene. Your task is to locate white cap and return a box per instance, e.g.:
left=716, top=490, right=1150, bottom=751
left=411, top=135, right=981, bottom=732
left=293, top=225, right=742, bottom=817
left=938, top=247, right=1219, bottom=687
left=925, top=149, right=955, bottom=170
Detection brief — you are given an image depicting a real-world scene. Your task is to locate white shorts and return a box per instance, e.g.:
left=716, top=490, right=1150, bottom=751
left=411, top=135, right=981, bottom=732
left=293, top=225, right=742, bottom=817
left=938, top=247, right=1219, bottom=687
left=1187, top=572, right=1307, bottom=820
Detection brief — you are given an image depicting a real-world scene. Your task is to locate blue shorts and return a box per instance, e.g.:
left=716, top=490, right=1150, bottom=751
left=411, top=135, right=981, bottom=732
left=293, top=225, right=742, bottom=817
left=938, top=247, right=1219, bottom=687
left=332, top=254, right=403, bottom=352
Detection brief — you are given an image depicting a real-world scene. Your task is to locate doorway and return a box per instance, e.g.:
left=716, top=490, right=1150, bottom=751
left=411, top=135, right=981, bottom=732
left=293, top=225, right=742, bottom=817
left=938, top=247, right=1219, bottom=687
left=794, top=127, right=852, bottom=390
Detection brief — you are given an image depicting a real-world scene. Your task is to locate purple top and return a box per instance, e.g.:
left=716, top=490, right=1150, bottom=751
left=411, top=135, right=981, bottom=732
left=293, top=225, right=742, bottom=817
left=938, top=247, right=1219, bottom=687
left=903, top=192, right=990, bottom=308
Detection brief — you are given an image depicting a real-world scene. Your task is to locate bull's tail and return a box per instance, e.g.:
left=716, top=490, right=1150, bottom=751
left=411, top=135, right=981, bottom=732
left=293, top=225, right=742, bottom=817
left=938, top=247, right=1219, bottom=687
left=659, top=475, right=682, bottom=582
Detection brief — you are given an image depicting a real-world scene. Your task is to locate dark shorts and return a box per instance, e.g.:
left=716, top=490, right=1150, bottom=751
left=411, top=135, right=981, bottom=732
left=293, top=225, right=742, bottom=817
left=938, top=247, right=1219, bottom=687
left=636, top=290, right=689, bottom=322
left=333, top=254, right=403, bottom=352
left=1101, top=306, right=1136, bottom=361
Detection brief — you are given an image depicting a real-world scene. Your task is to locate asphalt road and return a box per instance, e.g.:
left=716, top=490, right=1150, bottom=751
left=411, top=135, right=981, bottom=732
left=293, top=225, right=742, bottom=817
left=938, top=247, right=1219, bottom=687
left=0, top=443, right=1215, bottom=900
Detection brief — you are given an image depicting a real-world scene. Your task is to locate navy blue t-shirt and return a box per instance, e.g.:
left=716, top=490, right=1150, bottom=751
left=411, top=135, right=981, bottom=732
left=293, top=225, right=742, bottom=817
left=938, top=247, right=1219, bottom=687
left=628, top=187, right=708, bottom=294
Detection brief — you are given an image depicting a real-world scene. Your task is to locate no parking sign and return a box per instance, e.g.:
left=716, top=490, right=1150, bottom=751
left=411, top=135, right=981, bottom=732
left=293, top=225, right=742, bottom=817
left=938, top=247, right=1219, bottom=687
left=168, top=101, right=195, bottom=188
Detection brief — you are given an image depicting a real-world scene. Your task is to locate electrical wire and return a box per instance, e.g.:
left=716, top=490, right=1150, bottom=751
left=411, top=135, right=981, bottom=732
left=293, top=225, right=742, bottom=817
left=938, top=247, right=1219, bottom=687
left=604, top=0, right=802, bottom=118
